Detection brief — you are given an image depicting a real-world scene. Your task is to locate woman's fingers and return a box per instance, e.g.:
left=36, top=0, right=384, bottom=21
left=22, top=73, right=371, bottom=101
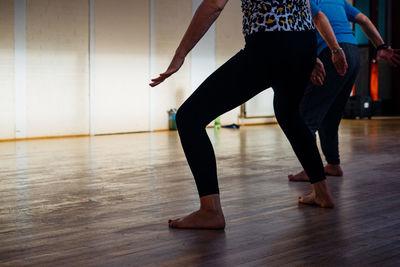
left=337, top=62, right=347, bottom=76
left=150, top=73, right=169, bottom=87
left=149, top=68, right=178, bottom=87
left=338, top=56, right=348, bottom=75
left=149, top=78, right=164, bottom=87
left=321, top=66, right=326, bottom=77
left=311, top=74, right=324, bottom=86
left=318, top=76, right=324, bottom=85
left=319, top=66, right=326, bottom=78
left=311, top=77, right=318, bottom=86
left=316, top=76, right=323, bottom=86
left=318, top=72, right=325, bottom=84
left=316, top=65, right=326, bottom=78
left=334, top=62, right=343, bottom=75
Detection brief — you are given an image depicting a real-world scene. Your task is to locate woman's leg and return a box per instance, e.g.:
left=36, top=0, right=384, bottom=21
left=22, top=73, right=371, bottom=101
left=269, top=38, right=334, bottom=207
left=170, top=49, right=272, bottom=229
left=273, top=80, right=334, bottom=207
left=319, top=45, right=361, bottom=171
left=289, top=44, right=360, bottom=180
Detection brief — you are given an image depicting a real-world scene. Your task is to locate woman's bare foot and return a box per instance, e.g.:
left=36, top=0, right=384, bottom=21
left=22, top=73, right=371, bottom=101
left=288, top=170, right=310, bottom=182
left=168, top=194, right=226, bottom=230
left=298, top=180, right=334, bottom=208
left=289, top=164, right=343, bottom=182
left=324, top=164, right=343, bottom=176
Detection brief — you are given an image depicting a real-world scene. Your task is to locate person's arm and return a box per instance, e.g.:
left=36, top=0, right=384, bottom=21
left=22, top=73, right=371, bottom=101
left=312, top=11, right=348, bottom=76
left=150, top=0, right=229, bottom=87
left=355, top=13, right=400, bottom=67
left=354, top=13, right=383, bottom=48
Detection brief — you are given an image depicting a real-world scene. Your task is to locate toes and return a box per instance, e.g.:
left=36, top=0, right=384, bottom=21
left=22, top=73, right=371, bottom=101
left=298, top=194, right=316, bottom=205
left=172, top=219, right=187, bottom=229
left=168, top=219, right=179, bottom=228
left=297, top=196, right=306, bottom=203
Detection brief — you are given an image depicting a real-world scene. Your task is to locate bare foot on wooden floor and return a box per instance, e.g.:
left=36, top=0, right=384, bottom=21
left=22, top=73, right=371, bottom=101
left=289, top=164, right=343, bottom=182
left=298, top=180, right=334, bottom=208
left=324, top=164, right=343, bottom=176
left=168, top=194, right=226, bottom=230
left=288, top=170, right=309, bottom=182
left=168, top=209, right=225, bottom=229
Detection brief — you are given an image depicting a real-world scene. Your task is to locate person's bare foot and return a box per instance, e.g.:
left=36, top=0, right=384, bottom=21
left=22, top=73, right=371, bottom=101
left=289, top=164, right=343, bottom=182
left=288, top=170, right=310, bottom=182
left=298, top=180, right=334, bottom=208
left=324, top=164, right=343, bottom=176
left=168, top=194, right=226, bottom=230
left=168, top=209, right=225, bottom=229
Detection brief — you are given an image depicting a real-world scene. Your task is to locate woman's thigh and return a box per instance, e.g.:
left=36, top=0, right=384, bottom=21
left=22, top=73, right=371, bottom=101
left=179, top=49, right=272, bottom=126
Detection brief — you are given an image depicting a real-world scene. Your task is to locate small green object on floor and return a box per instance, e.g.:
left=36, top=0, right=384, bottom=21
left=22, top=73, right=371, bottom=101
left=214, top=117, right=221, bottom=130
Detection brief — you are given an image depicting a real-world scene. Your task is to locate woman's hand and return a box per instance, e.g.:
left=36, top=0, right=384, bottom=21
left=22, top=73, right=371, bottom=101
left=150, top=54, right=185, bottom=87
left=310, top=58, right=326, bottom=86
left=312, top=11, right=348, bottom=76
left=376, top=47, right=400, bottom=67
left=331, top=49, right=348, bottom=76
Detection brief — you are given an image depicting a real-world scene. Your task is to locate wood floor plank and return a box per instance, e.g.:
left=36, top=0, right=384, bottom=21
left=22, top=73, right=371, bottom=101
left=0, top=119, right=399, bottom=266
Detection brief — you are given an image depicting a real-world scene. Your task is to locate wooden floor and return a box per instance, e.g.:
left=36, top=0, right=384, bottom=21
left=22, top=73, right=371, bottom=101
left=1, top=119, right=400, bottom=266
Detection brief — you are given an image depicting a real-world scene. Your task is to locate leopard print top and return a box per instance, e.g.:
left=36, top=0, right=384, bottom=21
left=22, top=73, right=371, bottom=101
left=242, top=0, right=315, bottom=35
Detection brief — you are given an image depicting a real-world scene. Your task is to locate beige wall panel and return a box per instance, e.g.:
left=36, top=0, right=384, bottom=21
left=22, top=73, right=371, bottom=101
left=216, top=1, right=244, bottom=125
left=26, top=0, right=89, bottom=137
left=153, top=0, right=192, bottom=130
left=0, top=0, right=15, bottom=139
left=94, top=0, right=150, bottom=134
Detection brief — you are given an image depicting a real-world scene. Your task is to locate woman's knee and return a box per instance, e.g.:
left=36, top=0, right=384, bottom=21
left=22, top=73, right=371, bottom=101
left=175, top=105, right=188, bottom=130
left=176, top=104, right=208, bottom=133
left=176, top=104, right=198, bottom=128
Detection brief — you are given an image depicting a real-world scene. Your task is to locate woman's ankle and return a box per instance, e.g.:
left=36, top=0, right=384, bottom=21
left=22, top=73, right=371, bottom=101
left=200, top=194, right=223, bottom=213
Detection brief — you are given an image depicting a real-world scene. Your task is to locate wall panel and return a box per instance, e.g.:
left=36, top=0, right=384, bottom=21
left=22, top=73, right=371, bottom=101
left=94, top=0, right=150, bottom=134
left=0, top=0, right=15, bottom=139
left=152, top=0, right=192, bottom=130
left=26, top=0, right=89, bottom=137
left=215, top=1, right=244, bottom=125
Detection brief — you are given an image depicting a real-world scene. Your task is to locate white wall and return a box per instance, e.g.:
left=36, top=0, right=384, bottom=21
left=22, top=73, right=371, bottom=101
left=151, top=0, right=191, bottom=130
left=0, top=0, right=277, bottom=140
left=26, top=0, right=90, bottom=138
left=216, top=0, right=244, bottom=125
left=0, top=0, right=15, bottom=140
left=93, top=0, right=150, bottom=135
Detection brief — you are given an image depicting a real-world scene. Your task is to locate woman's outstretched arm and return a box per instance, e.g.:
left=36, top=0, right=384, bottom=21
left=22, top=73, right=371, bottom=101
left=150, top=0, right=229, bottom=87
left=355, top=13, right=400, bottom=67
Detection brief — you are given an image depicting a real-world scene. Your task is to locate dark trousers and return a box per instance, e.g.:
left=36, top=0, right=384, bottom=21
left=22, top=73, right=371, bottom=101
left=300, top=43, right=360, bottom=165
left=176, top=31, right=326, bottom=197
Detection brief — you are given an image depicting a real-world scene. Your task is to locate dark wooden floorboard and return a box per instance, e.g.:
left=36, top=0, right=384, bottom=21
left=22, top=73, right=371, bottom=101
left=0, top=119, right=399, bottom=266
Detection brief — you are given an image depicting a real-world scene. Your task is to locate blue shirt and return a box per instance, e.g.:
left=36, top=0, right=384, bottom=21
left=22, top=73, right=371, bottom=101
left=309, top=0, right=361, bottom=55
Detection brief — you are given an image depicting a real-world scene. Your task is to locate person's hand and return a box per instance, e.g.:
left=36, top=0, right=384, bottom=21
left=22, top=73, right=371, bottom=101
left=376, top=47, right=400, bottom=67
left=331, top=49, right=348, bottom=76
left=150, top=54, right=185, bottom=87
left=310, top=58, right=326, bottom=86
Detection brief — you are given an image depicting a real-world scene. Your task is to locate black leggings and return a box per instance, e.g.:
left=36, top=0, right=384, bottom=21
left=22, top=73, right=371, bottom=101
left=176, top=31, right=326, bottom=197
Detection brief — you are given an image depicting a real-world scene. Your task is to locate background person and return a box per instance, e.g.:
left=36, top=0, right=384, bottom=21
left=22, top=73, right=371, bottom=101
left=289, top=0, right=400, bottom=182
